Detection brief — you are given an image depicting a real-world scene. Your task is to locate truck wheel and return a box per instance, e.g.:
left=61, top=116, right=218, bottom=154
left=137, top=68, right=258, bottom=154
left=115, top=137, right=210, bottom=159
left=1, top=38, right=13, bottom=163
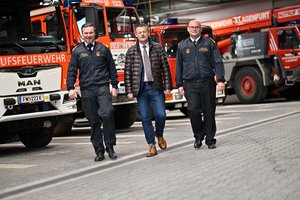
left=114, top=103, right=138, bottom=129
left=234, top=67, right=268, bottom=104
left=53, top=115, right=74, bottom=137
left=19, top=127, right=53, bottom=148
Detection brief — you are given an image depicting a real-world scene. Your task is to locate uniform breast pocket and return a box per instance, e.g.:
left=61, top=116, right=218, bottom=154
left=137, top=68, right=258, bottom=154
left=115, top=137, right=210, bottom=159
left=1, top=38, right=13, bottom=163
left=198, top=46, right=210, bottom=58
left=94, top=55, right=106, bottom=66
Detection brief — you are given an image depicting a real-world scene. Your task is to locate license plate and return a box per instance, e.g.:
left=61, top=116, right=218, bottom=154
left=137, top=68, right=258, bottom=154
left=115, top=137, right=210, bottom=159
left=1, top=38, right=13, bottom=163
left=117, top=88, right=125, bottom=94
left=18, top=95, right=44, bottom=104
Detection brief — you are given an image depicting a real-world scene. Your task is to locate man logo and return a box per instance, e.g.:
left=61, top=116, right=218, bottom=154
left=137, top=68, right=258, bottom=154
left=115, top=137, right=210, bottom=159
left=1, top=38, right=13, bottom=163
left=20, top=66, right=37, bottom=76
left=18, top=80, right=41, bottom=87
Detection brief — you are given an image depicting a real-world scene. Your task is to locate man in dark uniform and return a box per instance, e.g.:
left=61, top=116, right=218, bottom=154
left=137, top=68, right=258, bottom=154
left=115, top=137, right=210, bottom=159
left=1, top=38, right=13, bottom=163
left=67, top=23, right=118, bottom=161
left=176, top=20, right=225, bottom=149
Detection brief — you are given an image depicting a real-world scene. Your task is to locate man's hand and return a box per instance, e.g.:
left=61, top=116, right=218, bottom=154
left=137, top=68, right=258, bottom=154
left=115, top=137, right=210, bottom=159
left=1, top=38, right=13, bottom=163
left=68, top=89, right=77, bottom=100
left=178, top=86, right=184, bottom=96
left=217, top=82, right=225, bottom=91
left=111, top=88, right=118, bottom=97
left=164, top=89, right=171, bottom=95
left=127, top=93, right=133, bottom=99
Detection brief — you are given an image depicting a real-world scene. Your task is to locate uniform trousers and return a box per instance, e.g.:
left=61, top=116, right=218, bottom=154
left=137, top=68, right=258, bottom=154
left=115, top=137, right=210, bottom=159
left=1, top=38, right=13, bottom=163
left=81, top=85, right=116, bottom=155
left=183, top=78, right=217, bottom=145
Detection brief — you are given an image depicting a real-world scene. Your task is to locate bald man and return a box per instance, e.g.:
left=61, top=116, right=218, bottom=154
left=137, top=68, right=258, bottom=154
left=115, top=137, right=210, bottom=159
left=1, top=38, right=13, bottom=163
left=176, top=20, right=225, bottom=149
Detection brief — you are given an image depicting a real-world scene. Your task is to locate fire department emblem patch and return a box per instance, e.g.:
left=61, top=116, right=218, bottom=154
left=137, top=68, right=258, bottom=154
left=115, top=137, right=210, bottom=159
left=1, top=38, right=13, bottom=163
left=80, top=53, right=89, bottom=58
left=186, top=48, right=190, bottom=54
left=199, top=47, right=208, bottom=52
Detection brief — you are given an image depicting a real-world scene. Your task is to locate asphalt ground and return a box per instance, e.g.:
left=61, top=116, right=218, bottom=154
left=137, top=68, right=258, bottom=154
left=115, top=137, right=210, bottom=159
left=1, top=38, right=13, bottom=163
left=0, top=99, right=300, bottom=200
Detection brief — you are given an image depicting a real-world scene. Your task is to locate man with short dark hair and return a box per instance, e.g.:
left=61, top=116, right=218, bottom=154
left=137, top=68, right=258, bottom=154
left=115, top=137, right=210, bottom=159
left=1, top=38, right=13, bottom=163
left=67, top=23, right=118, bottom=161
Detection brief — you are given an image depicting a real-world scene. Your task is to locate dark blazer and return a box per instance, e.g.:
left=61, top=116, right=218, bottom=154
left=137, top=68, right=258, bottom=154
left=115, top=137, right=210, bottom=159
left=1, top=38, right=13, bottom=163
left=67, top=42, right=118, bottom=91
left=176, top=37, right=225, bottom=88
left=125, top=40, right=172, bottom=97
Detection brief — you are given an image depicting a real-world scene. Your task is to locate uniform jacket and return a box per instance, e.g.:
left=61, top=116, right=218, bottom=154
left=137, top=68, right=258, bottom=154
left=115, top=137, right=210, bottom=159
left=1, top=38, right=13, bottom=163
left=125, top=40, right=172, bottom=97
left=176, top=36, right=225, bottom=87
left=67, top=42, right=118, bottom=91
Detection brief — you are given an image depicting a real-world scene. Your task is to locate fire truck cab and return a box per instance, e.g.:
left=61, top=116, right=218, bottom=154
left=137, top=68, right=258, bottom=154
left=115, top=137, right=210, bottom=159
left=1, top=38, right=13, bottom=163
left=0, top=0, right=77, bottom=147
left=30, top=0, right=140, bottom=130
left=203, top=4, right=300, bottom=103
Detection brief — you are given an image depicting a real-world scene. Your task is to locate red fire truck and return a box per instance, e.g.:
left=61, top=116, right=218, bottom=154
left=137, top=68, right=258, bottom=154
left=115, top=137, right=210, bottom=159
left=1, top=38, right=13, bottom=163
left=0, top=0, right=77, bottom=147
left=150, top=24, right=225, bottom=115
left=202, top=4, right=300, bottom=103
left=31, top=0, right=141, bottom=133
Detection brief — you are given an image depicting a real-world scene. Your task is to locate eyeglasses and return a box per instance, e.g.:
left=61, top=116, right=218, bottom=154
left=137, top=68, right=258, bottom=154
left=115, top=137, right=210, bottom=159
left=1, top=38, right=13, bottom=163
left=188, top=26, right=201, bottom=29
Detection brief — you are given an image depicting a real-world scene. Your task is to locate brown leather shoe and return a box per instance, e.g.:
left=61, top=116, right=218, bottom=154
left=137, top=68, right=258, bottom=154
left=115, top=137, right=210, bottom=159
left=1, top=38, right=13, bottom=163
left=157, top=136, right=167, bottom=150
left=146, top=144, right=157, bottom=157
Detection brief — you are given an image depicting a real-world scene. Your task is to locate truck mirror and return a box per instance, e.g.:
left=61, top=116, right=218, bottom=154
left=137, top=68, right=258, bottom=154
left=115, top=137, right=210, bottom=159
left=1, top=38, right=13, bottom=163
left=291, top=50, right=298, bottom=56
left=284, top=31, right=293, bottom=49
left=277, top=30, right=284, bottom=36
left=142, top=11, right=150, bottom=25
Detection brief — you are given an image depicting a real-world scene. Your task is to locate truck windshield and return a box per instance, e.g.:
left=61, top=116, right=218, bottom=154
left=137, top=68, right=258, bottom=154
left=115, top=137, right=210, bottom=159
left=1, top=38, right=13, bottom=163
left=278, top=28, right=300, bottom=50
left=107, top=7, right=139, bottom=38
left=0, top=4, right=66, bottom=55
left=73, top=6, right=139, bottom=39
left=162, top=28, right=188, bottom=58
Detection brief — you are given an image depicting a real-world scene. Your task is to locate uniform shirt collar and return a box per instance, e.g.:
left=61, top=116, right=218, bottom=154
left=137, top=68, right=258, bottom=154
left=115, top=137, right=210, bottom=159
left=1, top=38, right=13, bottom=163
left=190, top=36, right=201, bottom=43
left=85, top=42, right=95, bottom=47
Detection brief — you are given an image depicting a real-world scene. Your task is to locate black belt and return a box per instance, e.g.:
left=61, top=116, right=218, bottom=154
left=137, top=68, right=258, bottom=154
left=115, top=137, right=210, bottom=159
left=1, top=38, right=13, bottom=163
left=144, top=81, right=154, bottom=85
left=184, top=78, right=212, bottom=83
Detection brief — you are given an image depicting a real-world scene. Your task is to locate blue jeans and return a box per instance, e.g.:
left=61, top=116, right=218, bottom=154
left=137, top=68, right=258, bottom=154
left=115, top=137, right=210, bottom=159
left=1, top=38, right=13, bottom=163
left=137, top=83, right=166, bottom=145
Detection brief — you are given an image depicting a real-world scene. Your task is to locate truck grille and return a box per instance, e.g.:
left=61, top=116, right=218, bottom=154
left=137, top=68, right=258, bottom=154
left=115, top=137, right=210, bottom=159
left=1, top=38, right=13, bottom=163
left=4, top=102, right=56, bottom=116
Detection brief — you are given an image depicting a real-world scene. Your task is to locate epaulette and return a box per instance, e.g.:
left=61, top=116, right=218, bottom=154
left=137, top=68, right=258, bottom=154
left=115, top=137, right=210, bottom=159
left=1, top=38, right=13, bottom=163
left=208, top=37, right=216, bottom=43
left=178, top=38, right=186, bottom=46
left=97, top=41, right=108, bottom=49
left=72, top=43, right=80, bottom=52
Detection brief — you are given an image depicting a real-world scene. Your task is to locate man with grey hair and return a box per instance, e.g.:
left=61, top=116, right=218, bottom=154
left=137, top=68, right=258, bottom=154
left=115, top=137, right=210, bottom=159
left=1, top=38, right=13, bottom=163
left=125, top=23, right=172, bottom=157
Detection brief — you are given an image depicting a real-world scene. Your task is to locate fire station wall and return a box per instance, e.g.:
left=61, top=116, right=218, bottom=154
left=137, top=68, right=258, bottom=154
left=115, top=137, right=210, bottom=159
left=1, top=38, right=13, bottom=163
left=165, top=0, right=300, bottom=23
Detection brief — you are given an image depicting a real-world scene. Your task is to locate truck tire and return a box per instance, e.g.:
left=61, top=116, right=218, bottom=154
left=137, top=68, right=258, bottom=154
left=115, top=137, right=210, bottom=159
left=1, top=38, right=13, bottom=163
left=234, top=67, right=268, bottom=104
left=114, top=103, right=138, bottom=129
left=53, top=115, right=74, bottom=137
left=18, top=127, right=53, bottom=148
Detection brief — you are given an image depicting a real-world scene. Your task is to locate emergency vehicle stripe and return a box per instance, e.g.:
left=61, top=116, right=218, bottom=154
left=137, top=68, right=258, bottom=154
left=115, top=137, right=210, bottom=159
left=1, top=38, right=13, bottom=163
left=269, top=33, right=277, bottom=51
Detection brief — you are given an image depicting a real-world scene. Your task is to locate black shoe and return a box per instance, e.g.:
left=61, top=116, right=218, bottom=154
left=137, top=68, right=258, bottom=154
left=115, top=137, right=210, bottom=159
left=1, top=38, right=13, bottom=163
left=208, top=144, right=217, bottom=149
left=106, top=146, right=117, bottom=160
left=194, top=139, right=202, bottom=149
left=94, top=153, right=105, bottom=162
